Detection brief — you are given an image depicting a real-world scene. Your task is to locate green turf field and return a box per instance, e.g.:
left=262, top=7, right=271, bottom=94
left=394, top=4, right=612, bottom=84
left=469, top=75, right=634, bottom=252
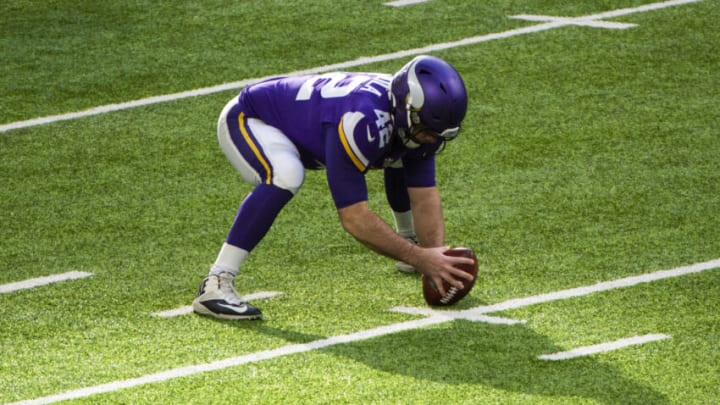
left=1, top=0, right=718, bottom=403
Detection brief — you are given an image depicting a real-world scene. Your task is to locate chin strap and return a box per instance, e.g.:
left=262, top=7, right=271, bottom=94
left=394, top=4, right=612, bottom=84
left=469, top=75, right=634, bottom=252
left=398, top=128, right=421, bottom=149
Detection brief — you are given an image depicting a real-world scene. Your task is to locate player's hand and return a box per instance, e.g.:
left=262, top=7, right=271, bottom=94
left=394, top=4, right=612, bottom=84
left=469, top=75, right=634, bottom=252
left=414, top=246, right=475, bottom=296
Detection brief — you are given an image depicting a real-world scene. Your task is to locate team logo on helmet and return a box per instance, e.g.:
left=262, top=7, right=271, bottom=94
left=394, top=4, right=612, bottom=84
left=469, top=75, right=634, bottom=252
left=390, top=55, right=468, bottom=148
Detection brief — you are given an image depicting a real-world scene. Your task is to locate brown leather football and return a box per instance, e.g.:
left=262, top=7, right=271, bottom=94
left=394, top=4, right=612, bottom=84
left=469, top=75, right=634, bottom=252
left=422, top=247, right=478, bottom=306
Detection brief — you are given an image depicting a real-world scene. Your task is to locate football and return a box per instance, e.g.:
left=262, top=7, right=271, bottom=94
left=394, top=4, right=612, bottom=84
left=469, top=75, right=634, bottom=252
left=422, top=247, right=478, bottom=306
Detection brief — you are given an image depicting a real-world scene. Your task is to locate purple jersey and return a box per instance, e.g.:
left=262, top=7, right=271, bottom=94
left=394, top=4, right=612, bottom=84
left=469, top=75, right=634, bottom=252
left=237, top=72, right=440, bottom=208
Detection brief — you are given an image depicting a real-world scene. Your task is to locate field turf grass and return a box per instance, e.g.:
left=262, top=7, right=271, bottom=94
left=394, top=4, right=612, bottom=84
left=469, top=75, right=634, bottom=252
left=1, top=0, right=718, bottom=403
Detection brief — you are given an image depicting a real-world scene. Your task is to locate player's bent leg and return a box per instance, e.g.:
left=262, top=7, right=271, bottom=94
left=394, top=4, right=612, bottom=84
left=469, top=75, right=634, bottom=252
left=199, top=101, right=305, bottom=319
left=222, top=115, right=303, bottom=253
left=217, top=103, right=305, bottom=194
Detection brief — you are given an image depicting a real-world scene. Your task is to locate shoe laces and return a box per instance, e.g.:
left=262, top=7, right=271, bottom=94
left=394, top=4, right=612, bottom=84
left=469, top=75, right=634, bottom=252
left=217, top=273, right=243, bottom=305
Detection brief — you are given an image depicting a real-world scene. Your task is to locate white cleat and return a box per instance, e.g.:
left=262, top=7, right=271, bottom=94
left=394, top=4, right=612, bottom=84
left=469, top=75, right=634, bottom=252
left=192, top=273, right=263, bottom=320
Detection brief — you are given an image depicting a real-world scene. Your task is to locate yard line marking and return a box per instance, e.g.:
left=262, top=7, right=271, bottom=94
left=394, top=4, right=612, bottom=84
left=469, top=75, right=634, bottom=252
left=538, top=334, right=672, bottom=361
left=384, top=0, right=432, bottom=6
left=390, top=306, right=526, bottom=325
left=11, top=257, right=719, bottom=405
left=470, top=257, right=720, bottom=315
left=151, top=291, right=283, bottom=318
left=391, top=258, right=720, bottom=323
left=510, top=15, right=637, bottom=29
left=11, top=316, right=448, bottom=405
left=0, top=0, right=702, bottom=134
left=0, top=271, right=93, bottom=294
left=587, top=0, right=701, bottom=20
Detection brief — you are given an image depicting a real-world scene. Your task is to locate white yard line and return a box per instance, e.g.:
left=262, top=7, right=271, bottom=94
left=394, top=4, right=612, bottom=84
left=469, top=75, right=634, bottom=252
left=11, top=257, right=719, bottom=405
left=510, top=15, right=637, bottom=29
left=11, top=316, right=446, bottom=405
left=393, top=258, right=720, bottom=322
left=384, top=0, right=432, bottom=7
left=0, top=0, right=701, bottom=134
left=538, top=334, right=672, bottom=361
left=0, top=271, right=93, bottom=294
left=468, top=257, right=720, bottom=315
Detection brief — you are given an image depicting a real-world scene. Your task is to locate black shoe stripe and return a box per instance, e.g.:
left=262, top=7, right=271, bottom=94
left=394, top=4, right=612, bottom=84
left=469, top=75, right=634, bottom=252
left=200, top=299, right=262, bottom=317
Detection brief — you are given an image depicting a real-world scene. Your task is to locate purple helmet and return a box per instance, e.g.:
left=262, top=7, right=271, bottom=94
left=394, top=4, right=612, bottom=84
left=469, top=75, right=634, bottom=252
left=390, top=55, right=468, bottom=147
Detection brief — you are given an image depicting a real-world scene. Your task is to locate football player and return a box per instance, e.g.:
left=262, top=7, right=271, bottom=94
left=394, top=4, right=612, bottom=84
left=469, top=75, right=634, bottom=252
left=192, top=55, right=474, bottom=320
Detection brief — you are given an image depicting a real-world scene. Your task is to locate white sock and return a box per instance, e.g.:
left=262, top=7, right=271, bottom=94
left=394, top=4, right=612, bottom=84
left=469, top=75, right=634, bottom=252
left=209, top=243, right=249, bottom=277
left=392, top=210, right=415, bottom=238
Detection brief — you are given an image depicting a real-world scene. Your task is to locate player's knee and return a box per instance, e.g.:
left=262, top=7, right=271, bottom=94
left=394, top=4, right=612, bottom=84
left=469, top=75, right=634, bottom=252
left=272, top=165, right=304, bottom=195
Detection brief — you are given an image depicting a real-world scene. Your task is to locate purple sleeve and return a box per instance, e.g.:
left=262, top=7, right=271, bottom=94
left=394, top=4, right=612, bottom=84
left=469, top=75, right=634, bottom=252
left=325, top=108, right=389, bottom=208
